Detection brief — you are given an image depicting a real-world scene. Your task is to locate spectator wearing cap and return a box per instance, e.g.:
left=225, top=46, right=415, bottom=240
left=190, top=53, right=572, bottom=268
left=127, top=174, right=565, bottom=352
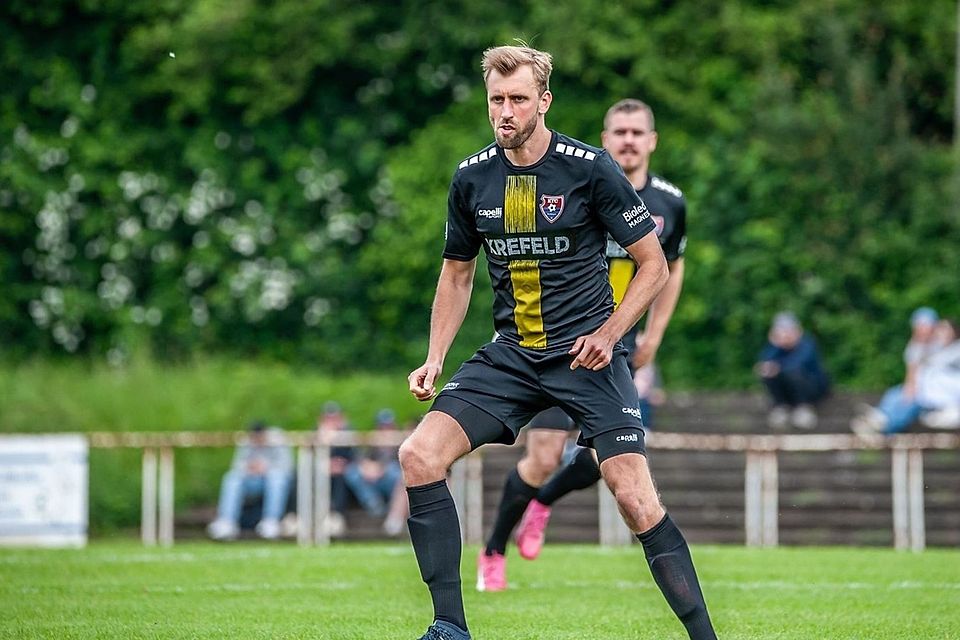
left=316, top=401, right=354, bottom=537
left=852, top=309, right=957, bottom=435
left=755, top=311, right=831, bottom=429
left=343, top=409, right=408, bottom=536
left=207, top=420, right=293, bottom=541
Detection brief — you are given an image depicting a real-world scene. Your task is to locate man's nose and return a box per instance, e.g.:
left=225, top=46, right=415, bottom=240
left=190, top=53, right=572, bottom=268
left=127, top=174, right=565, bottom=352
left=500, top=101, right=513, bottom=118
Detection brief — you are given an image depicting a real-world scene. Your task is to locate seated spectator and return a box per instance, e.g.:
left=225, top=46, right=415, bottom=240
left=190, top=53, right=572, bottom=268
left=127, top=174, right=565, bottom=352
left=343, top=409, right=408, bottom=537
left=316, top=401, right=354, bottom=538
left=853, top=315, right=960, bottom=435
left=755, top=311, right=830, bottom=429
left=207, top=420, right=293, bottom=541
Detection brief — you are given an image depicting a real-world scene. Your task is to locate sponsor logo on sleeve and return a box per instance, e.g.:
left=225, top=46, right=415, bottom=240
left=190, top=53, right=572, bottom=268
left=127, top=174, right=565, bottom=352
left=621, top=407, right=643, bottom=420
left=539, top=194, right=565, bottom=223
left=441, top=382, right=460, bottom=392
left=477, top=207, right=503, bottom=219
left=621, top=202, right=651, bottom=229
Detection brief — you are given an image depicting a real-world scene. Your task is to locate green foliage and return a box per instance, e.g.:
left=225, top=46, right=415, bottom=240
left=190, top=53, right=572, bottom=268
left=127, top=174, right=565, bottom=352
left=1, top=1, right=957, bottom=388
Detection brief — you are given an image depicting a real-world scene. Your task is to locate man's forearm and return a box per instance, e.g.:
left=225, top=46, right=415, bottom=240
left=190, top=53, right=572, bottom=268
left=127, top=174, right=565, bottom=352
left=600, top=252, right=668, bottom=342
left=642, top=258, right=684, bottom=345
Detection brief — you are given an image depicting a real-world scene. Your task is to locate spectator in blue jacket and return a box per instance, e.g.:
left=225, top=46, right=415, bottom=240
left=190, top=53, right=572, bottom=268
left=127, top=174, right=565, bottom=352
left=755, top=311, right=830, bottom=429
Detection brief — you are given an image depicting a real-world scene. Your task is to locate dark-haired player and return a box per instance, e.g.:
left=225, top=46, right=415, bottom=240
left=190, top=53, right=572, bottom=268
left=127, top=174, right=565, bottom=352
left=477, top=99, right=688, bottom=578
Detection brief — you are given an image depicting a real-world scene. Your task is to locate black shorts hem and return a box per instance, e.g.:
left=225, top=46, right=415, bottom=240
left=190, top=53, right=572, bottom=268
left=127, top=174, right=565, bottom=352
left=432, top=394, right=516, bottom=449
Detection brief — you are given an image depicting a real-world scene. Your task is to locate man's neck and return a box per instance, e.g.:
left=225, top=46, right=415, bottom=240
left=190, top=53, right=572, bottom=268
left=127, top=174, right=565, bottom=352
left=624, top=165, right=650, bottom=191
left=503, top=125, right=552, bottom=167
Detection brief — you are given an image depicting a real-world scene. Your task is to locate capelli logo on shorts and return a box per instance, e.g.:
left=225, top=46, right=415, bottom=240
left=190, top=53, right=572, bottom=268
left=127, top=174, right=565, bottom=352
left=616, top=433, right=639, bottom=442
left=621, top=407, right=643, bottom=419
left=441, top=382, right=460, bottom=391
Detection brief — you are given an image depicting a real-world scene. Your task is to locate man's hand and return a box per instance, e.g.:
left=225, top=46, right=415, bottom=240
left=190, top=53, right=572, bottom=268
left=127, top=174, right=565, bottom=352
left=330, top=456, right=348, bottom=475
left=360, top=459, right=384, bottom=482
left=632, top=333, right=660, bottom=369
left=408, top=362, right=443, bottom=401
left=756, top=361, right=780, bottom=378
left=246, top=458, right=268, bottom=475
left=569, top=331, right=617, bottom=371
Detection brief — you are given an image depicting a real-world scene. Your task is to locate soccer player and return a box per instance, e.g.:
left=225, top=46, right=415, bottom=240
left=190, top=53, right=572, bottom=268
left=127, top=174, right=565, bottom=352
left=401, top=46, right=716, bottom=640
left=477, top=99, right=689, bottom=582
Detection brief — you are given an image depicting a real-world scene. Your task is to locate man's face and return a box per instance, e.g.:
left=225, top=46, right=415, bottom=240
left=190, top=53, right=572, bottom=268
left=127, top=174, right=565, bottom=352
left=770, top=326, right=802, bottom=349
left=602, top=110, right=658, bottom=173
left=486, top=65, right=548, bottom=149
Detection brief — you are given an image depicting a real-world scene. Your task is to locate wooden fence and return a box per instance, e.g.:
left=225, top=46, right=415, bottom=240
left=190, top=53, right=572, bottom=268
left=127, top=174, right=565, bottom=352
left=85, top=428, right=960, bottom=550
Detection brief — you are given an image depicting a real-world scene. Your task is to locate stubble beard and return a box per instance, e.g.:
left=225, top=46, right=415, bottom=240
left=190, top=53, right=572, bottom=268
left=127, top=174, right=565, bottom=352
left=494, top=112, right=539, bottom=149
left=612, top=147, right=643, bottom=173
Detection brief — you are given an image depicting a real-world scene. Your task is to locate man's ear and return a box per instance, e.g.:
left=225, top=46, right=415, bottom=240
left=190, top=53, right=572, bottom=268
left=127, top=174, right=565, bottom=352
left=539, top=90, right=553, bottom=115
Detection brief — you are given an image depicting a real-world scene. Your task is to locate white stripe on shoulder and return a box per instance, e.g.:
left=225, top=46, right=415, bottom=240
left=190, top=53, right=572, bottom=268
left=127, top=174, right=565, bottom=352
left=651, top=176, right=683, bottom=198
left=556, top=142, right=596, bottom=161
left=457, top=147, right=497, bottom=170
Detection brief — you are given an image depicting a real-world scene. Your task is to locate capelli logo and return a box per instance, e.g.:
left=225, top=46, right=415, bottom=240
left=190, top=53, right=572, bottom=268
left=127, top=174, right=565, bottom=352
left=621, top=407, right=643, bottom=419
left=616, top=433, right=639, bottom=442
left=441, top=382, right=460, bottom=391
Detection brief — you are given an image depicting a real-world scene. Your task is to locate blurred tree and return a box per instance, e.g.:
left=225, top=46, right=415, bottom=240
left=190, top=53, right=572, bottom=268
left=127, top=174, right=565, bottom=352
left=0, top=0, right=956, bottom=388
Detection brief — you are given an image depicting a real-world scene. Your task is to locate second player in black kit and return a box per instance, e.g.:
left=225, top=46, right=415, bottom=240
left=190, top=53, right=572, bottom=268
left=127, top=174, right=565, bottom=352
left=607, top=172, right=686, bottom=361
left=401, top=46, right=716, bottom=640
left=479, top=99, right=691, bottom=590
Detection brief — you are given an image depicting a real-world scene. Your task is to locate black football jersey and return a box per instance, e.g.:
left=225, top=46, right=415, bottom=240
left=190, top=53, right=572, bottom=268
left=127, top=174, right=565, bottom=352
left=606, top=173, right=687, bottom=306
left=443, top=131, right=656, bottom=352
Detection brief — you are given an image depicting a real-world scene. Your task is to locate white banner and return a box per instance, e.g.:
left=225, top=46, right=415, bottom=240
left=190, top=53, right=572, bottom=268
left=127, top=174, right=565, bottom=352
left=0, top=434, right=88, bottom=547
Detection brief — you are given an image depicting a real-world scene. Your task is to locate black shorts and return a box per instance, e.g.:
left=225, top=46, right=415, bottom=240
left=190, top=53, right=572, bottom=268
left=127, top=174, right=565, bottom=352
left=432, top=340, right=644, bottom=448
left=527, top=406, right=576, bottom=431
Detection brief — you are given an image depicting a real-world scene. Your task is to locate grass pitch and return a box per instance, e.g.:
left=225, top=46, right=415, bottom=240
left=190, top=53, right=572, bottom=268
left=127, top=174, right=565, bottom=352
left=1, top=541, right=958, bottom=639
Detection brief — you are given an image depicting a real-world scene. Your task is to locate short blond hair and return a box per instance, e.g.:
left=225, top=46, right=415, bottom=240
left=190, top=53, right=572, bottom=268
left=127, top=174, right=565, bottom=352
left=604, top=98, right=656, bottom=131
left=481, top=45, right=553, bottom=95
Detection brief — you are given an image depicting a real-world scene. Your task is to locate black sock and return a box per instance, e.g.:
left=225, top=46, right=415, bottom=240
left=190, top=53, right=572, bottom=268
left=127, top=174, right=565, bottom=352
left=407, top=480, right=467, bottom=632
left=637, top=514, right=717, bottom=640
left=484, top=467, right=539, bottom=555
left=537, top=447, right=601, bottom=506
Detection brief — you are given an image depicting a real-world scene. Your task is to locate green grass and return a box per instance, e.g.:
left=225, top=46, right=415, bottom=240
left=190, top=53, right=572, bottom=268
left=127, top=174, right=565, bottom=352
left=0, top=358, right=426, bottom=434
left=0, top=358, right=429, bottom=531
left=2, top=542, right=958, bottom=639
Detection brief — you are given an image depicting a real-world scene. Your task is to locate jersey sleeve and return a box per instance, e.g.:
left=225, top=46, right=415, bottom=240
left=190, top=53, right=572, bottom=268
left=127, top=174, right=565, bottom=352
left=442, top=172, right=482, bottom=261
left=662, top=197, right=687, bottom=262
left=590, top=152, right=655, bottom=248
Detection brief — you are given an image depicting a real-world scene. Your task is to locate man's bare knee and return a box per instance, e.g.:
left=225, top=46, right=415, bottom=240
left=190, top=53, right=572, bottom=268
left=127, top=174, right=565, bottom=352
left=517, top=430, right=567, bottom=486
left=601, top=453, right=665, bottom=533
left=398, top=439, right=432, bottom=483
left=398, top=412, right=471, bottom=487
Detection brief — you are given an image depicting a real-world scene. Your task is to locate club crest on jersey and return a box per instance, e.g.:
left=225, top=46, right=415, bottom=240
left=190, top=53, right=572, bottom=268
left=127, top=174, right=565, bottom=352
left=539, top=195, right=565, bottom=223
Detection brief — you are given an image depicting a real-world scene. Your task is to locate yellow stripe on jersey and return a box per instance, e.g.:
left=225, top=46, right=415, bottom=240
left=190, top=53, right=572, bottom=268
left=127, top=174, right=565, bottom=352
left=608, top=257, right=637, bottom=308
left=504, top=175, right=546, bottom=348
